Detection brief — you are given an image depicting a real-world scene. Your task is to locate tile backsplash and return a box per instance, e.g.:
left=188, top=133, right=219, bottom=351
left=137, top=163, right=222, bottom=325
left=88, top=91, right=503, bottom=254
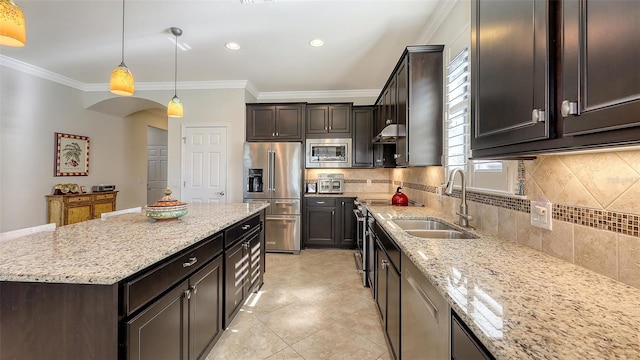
left=315, top=151, right=640, bottom=289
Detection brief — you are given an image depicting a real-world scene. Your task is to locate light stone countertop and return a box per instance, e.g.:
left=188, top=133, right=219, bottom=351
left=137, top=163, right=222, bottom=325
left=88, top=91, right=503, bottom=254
left=0, top=203, right=269, bottom=285
left=367, top=204, right=640, bottom=360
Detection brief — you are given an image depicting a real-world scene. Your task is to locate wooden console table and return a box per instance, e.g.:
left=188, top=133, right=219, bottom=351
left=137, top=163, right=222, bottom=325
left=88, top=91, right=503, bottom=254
left=46, top=191, right=118, bottom=226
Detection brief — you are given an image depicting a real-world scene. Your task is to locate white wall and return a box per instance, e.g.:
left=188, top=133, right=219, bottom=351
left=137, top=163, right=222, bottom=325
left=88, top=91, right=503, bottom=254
left=0, top=67, right=131, bottom=231
left=166, top=88, right=248, bottom=204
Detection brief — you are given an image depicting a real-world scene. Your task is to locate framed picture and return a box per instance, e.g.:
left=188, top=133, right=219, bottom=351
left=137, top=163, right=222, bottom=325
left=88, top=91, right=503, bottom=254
left=55, top=132, right=90, bottom=176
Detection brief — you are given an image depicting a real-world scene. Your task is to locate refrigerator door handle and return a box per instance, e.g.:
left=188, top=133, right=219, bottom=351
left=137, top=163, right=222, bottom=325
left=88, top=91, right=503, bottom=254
left=270, top=150, right=276, bottom=193
left=267, top=150, right=273, bottom=192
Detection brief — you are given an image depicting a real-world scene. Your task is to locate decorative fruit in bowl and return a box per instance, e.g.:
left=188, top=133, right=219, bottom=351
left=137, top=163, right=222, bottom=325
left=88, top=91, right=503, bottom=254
left=145, top=188, right=188, bottom=221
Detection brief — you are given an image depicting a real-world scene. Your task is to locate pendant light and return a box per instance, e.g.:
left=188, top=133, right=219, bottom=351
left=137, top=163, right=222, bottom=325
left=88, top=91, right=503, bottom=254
left=110, top=0, right=134, bottom=96
left=167, top=26, right=183, bottom=118
left=0, top=0, right=26, bottom=47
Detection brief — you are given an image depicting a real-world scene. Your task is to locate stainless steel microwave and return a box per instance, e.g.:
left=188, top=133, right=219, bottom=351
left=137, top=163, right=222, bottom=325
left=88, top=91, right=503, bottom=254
left=305, top=138, right=352, bottom=168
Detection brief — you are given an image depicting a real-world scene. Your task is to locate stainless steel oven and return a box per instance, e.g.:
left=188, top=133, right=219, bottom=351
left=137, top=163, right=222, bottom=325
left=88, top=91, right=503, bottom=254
left=353, top=199, right=367, bottom=287
left=305, top=138, right=352, bottom=168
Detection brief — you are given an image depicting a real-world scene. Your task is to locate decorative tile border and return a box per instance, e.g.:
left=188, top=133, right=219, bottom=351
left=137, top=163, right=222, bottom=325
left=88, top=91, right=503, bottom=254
left=413, top=180, right=640, bottom=238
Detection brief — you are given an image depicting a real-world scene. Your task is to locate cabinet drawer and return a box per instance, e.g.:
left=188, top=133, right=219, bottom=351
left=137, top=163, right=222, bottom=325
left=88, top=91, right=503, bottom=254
left=122, top=232, right=224, bottom=316
left=306, top=198, right=336, bottom=207
left=94, top=193, right=115, bottom=201
left=66, top=195, right=91, bottom=203
left=225, top=214, right=260, bottom=249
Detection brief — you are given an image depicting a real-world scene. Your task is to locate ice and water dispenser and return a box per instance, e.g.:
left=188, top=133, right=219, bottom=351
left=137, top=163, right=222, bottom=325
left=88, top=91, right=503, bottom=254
left=247, top=169, right=264, bottom=193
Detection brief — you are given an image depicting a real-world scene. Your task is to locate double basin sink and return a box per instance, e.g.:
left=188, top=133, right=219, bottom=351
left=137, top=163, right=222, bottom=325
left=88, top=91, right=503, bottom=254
left=391, top=219, right=477, bottom=239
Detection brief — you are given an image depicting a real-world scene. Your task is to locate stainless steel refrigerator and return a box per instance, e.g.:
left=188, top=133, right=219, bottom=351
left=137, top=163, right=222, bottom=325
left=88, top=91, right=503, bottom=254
left=243, top=142, right=302, bottom=253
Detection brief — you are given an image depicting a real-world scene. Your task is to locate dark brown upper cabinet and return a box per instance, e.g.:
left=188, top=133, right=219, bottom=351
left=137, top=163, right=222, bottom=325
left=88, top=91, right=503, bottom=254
left=561, top=0, right=640, bottom=135
left=352, top=106, right=374, bottom=168
left=246, top=104, right=305, bottom=142
left=305, top=103, right=352, bottom=138
left=472, top=0, right=640, bottom=158
left=471, top=0, right=552, bottom=151
left=374, top=45, right=444, bottom=167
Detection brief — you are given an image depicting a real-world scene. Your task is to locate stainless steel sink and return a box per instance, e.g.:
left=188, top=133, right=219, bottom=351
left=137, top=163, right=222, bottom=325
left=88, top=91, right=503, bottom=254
left=404, top=229, right=475, bottom=239
left=392, top=219, right=457, bottom=231
left=391, top=219, right=477, bottom=239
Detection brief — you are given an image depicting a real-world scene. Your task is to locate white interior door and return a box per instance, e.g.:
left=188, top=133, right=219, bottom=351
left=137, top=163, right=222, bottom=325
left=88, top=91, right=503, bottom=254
left=147, top=145, right=168, bottom=204
left=182, top=126, right=227, bottom=204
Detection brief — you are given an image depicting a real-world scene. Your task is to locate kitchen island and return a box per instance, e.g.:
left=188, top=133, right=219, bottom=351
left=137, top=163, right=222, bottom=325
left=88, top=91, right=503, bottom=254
left=367, top=204, right=640, bottom=359
left=0, top=202, right=268, bottom=360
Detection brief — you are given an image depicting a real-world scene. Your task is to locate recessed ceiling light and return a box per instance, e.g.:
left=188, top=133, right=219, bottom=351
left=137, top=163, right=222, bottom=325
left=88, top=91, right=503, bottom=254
left=309, top=39, right=325, bottom=47
left=225, top=42, right=241, bottom=50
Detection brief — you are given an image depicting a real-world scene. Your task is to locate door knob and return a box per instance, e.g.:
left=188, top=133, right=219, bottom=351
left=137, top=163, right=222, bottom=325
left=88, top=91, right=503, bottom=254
left=218, top=191, right=225, bottom=196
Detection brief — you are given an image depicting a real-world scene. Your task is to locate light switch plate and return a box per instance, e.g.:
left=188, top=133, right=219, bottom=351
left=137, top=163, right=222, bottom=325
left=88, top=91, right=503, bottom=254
left=530, top=200, right=553, bottom=230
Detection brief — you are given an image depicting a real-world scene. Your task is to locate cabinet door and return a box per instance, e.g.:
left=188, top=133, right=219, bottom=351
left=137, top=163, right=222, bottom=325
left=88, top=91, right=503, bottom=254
left=339, top=199, right=355, bottom=246
left=374, top=241, right=388, bottom=324
left=246, top=105, right=276, bottom=141
left=66, top=205, right=92, bottom=225
left=387, top=262, right=400, bottom=360
left=93, top=202, right=114, bottom=219
left=562, top=0, right=640, bottom=135
left=189, top=257, right=223, bottom=360
left=395, top=57, right=408, bottom=165
left=352, top=107, right=374, bottom=168
left=275, top=105, right=304, bottom=141
left=328, top=105, right=351, bottom=135
left=224, top=241, right=247, bottom=328
left=304, top=206, right=336, bottom=246
left=306, top=105, right=329, bottom=135
left=471, top=0, right=551, bottom=150
left=127, top=280, right=189, bottom=360
left=246, top=232, right=262, bottom=294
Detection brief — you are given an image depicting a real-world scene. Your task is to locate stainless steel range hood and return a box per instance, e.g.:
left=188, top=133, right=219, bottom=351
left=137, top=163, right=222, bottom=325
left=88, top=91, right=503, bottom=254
left=372, top=124, right=406, bottom=143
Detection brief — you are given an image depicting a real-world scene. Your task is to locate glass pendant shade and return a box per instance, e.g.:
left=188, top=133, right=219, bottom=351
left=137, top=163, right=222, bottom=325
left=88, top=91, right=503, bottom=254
left=110, top=62, right=134, bottom=96
left=168, top=95, right=183, bottom=118
left=0, top=0, right=26, bottom=47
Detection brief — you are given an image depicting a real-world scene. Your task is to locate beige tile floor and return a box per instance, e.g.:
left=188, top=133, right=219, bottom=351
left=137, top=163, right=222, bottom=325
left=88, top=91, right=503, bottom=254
left=205, top=249, right=392, bottom=360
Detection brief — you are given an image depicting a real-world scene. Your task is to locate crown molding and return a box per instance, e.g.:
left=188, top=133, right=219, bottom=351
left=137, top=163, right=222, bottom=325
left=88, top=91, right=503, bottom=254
left=257, top=89, right=380, bottom=101
left=416, top=0, right=458, bottom=43
left=1, top=55, right=376, bottom=100
left=0, top=55, right=87, bottom=91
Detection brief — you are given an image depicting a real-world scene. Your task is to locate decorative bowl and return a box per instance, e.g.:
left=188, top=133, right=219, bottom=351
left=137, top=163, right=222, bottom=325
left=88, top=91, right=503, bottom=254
left=145, top=188, right=188, bottom=221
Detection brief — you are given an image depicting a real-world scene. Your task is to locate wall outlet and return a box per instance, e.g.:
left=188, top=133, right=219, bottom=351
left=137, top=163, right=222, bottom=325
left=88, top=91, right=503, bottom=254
left=367, top=179, right=372, bottom=187
left=436, top=186, right=443, bottom=201
left=530, top=200, right=553, bottom=230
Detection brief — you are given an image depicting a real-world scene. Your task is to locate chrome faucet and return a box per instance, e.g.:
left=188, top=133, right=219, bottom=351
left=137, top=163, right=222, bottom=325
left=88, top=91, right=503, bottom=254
left=445, top=169, right=473, bottom=227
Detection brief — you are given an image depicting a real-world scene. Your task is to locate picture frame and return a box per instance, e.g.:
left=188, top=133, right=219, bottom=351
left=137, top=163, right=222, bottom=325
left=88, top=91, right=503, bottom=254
left=55, top=132, right=90, bottom=176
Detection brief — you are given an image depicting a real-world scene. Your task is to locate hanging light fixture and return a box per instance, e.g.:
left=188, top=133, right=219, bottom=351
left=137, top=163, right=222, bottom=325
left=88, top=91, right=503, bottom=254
left=0, top=0, right=26, bottom=47
left=110, top=0, right=134, bottom=96
left=167, top=26, right=183, bottom=118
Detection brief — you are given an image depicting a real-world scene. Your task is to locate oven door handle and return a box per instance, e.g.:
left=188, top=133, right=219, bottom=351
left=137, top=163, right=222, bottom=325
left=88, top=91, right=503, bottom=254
left=353, top=209, right=366, bottom=221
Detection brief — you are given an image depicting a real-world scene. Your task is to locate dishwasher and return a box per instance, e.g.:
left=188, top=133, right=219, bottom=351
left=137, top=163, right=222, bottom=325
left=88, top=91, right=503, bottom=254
left=401, top=252, right=450, bottom=359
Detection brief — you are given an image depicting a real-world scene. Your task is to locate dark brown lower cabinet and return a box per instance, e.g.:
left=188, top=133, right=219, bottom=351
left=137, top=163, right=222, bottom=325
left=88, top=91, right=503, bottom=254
left=373, top=230, right=400, bottom=359
left=127, top=256, right=224, bottom=360
left=224, top=219, right=262, bottom=328
left=303, top=197, right=356, bottom=248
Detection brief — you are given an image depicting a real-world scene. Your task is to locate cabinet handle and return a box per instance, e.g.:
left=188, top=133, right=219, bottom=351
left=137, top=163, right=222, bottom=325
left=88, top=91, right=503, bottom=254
left=190, top=285, right=198, bottom=295
left=276, top=132, right=279, bottom=136
left=316, top=201, right=325, bottom=204
left=183, top=289, right=192, bottom=300
left=183, top=256, right=198, bottom=268
left=242, top=224, right=251, bottom=230
left=561, top=100, right=578, bottom=117
left=381, top=259, right=389, bottom=269
left=272, top=133, right=275, bottom=137
left=531, top=109, right=546, bottom=123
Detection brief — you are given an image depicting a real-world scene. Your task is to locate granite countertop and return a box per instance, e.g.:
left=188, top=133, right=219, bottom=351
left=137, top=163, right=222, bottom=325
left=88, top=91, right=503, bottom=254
left=366, top=204, right=640, bottom=360
left=0, top=203, right=269, bottom=285
left=304, top=192, right=392, bottom=199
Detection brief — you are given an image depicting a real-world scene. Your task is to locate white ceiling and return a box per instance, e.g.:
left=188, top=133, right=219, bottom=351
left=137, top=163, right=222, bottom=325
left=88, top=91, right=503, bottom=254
left=2, top=0, right=448, bottom=95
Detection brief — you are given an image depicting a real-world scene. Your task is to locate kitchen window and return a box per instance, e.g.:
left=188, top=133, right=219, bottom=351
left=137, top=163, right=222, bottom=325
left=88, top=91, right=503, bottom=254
left=444, top=47, right=518, bottom=195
